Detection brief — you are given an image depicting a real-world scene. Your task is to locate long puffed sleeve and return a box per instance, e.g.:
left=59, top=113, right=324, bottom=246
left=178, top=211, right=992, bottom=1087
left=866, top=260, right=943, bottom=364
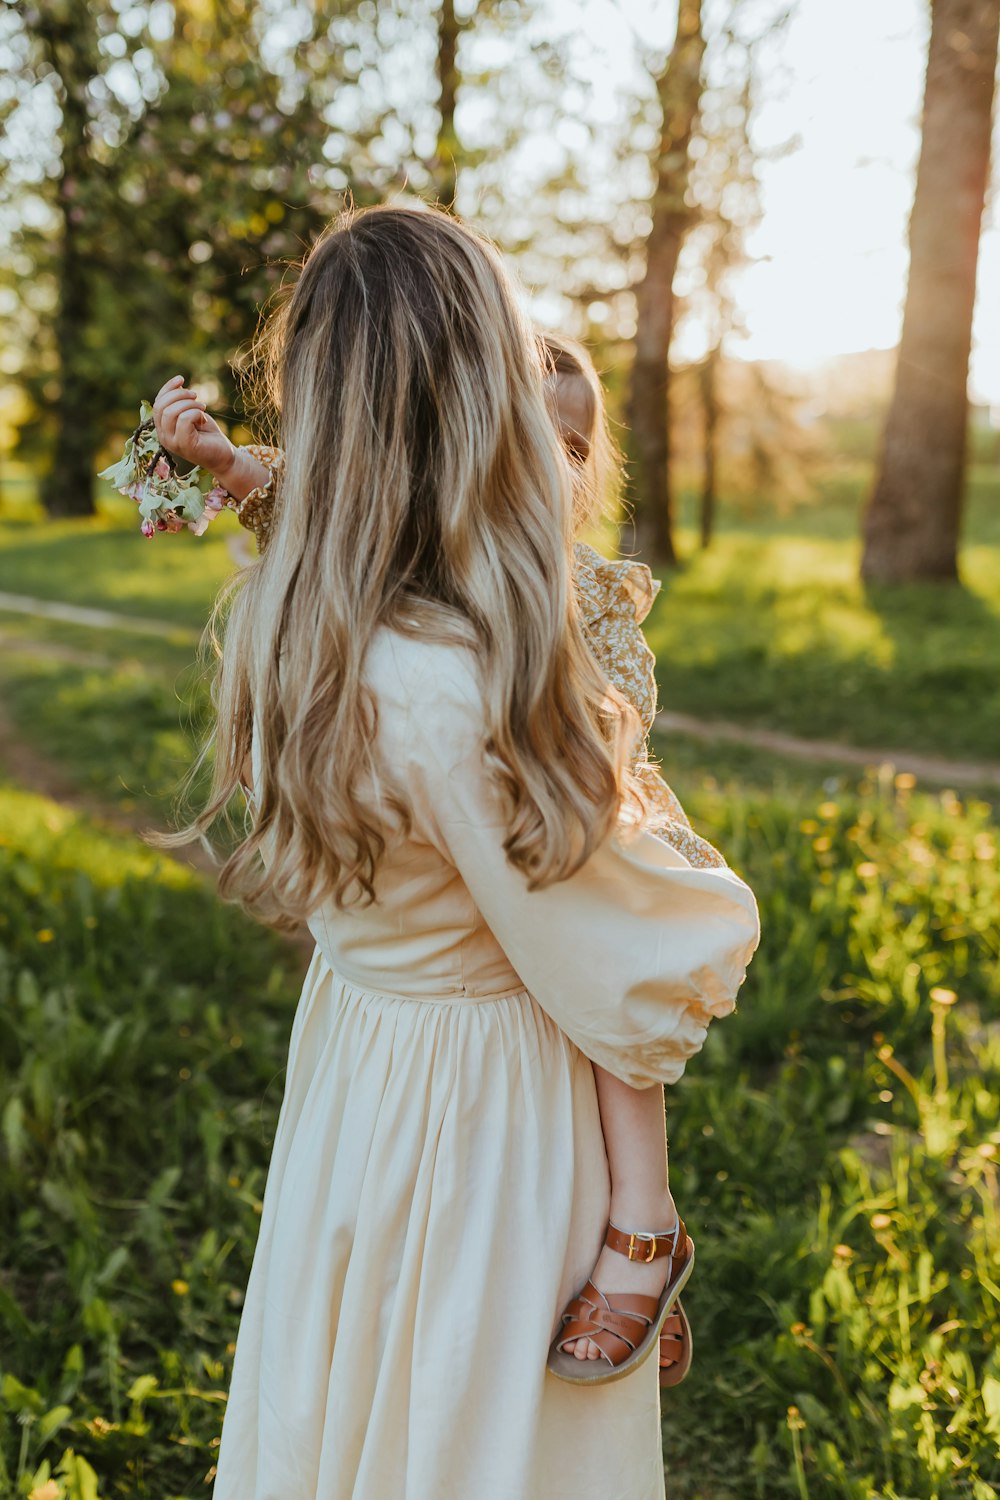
left=396, top=645, right=760, bottom=1089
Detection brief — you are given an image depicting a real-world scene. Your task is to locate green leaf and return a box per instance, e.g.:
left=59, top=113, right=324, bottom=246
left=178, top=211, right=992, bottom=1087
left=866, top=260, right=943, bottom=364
left=37, top=1404, right=73, bottom=1443
left=173, top=485, right=205, bottom=521
left=55, top=1449, right=100, bottom=1500
left=0, top=1278, right=34, bottom=1337
left=2, top=1095, right=27, bottom=1168
left=96, top=1245, right=129, bottom=1287
left=97, top=452, right=137, bottom=489
left=1, top=1373, right=45, bottom=1414
left=126, top=1374, right=159, bottom=1405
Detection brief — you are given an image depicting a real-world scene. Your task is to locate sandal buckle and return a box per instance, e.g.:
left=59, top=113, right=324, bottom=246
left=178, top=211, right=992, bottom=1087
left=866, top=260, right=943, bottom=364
left=627, top=1232, right=657, bottom=1263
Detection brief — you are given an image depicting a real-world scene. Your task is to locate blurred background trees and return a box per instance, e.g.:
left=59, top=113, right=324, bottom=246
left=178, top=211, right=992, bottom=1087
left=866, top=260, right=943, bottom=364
left=2, top=0, right=353, bottom=515
left=1, top=0, right=998, bottom=577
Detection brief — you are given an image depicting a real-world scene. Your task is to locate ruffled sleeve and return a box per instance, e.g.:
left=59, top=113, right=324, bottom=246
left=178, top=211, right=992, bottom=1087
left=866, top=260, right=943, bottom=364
left=573, top=540, right=661, bottom=736
left=572, top=541, right=727, bottom=871
left=231, top=444, right=284, bottom=553
left=398, top=646, right=760, bottom=1089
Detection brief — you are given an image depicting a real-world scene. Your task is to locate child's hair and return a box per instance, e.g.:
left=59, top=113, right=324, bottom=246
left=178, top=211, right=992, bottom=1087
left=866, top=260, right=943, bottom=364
left=538, top=331, right=622, bottom=536
left=160, top=203, right=640, bottom=926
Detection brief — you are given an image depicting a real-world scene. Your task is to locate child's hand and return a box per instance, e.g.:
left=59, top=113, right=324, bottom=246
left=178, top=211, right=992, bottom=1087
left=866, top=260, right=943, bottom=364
left=153, top=375, right=235, bottom=478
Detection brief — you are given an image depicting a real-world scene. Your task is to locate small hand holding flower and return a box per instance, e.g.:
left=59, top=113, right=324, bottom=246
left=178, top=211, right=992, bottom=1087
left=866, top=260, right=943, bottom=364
left=100, top=376, right=280, bottom=547
left=98, top=375, right=236, bottom=539
left=153, top=375, right=235, bottom=477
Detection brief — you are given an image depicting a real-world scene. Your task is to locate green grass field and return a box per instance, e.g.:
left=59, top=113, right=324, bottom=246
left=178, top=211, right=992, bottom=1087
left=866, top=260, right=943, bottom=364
left=648, top=466, right=1000, bottom=762
left=1, top=772, right=997, bottom=1499
left=1, top=473, right=998, bottom=1497
left=3, top=464, right=999, bottom=774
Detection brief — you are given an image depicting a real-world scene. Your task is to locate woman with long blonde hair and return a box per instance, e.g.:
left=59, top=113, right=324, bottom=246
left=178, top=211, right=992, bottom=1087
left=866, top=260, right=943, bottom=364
left=152, top=203, right=759, bottom=1499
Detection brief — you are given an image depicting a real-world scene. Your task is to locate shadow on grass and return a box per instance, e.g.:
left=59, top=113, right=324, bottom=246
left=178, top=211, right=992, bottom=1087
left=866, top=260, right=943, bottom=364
left=646, top=528, right=1000, bottom=762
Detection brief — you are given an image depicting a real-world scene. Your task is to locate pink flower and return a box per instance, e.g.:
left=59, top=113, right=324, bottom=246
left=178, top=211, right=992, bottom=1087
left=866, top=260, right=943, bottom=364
left=161, top=510, right=185, bottom=533
left=140, top=519, right=155, bottom=539
left=188, top=490, right=227, bottom=536
left=155, top=456, right=171, bottom=480
left=126, top=480, right=144, bottom=502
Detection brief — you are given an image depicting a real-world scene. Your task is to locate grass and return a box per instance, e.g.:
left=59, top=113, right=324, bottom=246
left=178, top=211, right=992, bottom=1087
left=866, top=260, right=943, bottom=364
left=0, top=787, right=300, bottom=1500
left=0, top=647, right=210, bottom=814
left=0, top=494, right=240, bottom=631
left=3, top=464, right=999, bottom=769
left=1, top=469, right=998, bottom=1495
left=0, top=771, right=997, bottom=1498
left=646, top=467, right=1000, bottom=763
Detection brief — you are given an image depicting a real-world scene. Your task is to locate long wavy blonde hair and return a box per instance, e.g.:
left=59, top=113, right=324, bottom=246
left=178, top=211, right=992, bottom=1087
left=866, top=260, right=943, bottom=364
left=159, top=204, right=640, bottom=928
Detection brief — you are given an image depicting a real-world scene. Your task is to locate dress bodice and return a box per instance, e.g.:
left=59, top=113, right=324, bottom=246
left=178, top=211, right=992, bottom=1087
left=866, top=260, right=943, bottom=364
left=253, top=627, right=759, bottom=1090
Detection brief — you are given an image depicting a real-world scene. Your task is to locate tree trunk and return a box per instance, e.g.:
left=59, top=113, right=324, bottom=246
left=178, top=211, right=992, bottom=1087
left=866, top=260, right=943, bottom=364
left=861, top=0, right=1000, bottom=584
left=41, top=195, right=98, bottom=518
left=627, top=0, right=706, bottom=566
left=699, top=344, right=720, bottom=549
left=433, top=0, right=461, bottom=207
left=39, top=23, right=97, bottom=519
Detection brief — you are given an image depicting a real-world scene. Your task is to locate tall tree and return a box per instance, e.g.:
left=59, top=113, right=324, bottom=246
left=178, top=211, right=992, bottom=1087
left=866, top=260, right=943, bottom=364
left=862, top=0, right=1000, bottom=584
left=1, top=0, right=350, bottom=515
left=433, top=0, right=461, bottom=205
left=3, top=1, right=137, bottom=517
left=626, top=0, right=706, bottom=565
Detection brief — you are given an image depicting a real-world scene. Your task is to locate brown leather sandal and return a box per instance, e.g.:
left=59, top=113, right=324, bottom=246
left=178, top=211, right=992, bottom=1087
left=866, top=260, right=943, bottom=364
left=547, top=1218, right=695, bottom=1386
left=658, top=1296, right=693, bottom=1387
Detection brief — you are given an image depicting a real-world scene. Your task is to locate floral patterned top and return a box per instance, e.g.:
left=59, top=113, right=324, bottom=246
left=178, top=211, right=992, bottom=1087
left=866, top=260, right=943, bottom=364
left=232, top=444, right=726, bottom=870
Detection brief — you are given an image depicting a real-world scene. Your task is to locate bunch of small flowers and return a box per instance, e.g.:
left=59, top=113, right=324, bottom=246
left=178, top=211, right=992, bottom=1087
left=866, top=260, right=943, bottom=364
left=98, top=401, right=229, bottom=539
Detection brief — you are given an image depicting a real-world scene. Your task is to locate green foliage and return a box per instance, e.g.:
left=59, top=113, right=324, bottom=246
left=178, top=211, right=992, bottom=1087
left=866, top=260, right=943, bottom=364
left=645, top=488, right=1000, bottom=761
left=0, top=789, right=296, bottom=1498
left=0, top=504, right=998, bottom=1495
left=0, top=768, right=997, bottom=1496
left=1, top=1, right=357, bottom=513
left=654, top=771, right=1000, bottom=1499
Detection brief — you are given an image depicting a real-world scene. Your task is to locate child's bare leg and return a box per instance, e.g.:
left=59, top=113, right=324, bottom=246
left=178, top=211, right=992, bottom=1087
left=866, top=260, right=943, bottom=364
left=563, top=1064, right=679, bottom=1361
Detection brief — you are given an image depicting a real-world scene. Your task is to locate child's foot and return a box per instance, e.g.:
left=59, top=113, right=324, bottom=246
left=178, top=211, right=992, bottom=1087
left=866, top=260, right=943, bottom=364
left=562, top=1192, right=680, bottom=1362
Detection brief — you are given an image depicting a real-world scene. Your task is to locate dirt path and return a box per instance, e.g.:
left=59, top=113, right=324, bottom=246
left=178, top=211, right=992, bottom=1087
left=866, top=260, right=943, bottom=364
left=0, top=588, right=199, bottom=641
left=654, top=710, right=1000, bottom=791
left=0, top=688, right=315, bottom=961
left=0, top=691, right=218, bottom=875
left=4, top=587, right=999, bottom=792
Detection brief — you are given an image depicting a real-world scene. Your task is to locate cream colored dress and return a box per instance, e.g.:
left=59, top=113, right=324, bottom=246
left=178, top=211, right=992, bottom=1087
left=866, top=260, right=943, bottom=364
left=211, top=623, right=760, bottom=1500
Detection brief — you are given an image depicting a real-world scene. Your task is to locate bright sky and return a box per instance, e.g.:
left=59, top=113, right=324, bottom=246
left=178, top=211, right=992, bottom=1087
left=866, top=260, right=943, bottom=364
left=561, top=0, right=1000, bottom=404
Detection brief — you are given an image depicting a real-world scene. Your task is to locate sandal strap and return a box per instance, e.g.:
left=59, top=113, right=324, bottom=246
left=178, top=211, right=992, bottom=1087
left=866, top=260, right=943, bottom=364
left=561, top=1279, right=663, bottom=1323
left=658, top=1311, right=686, bottom=1360
left=557, top=1323, right=634, bottom=1366
left=555, top=1292, right=657, bottom=1366
left=605, top=1217, right=687, bottom=1264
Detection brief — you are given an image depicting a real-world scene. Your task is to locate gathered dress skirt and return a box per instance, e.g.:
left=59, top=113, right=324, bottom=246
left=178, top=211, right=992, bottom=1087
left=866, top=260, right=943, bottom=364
left=211, top=946, right=667, bottom=1500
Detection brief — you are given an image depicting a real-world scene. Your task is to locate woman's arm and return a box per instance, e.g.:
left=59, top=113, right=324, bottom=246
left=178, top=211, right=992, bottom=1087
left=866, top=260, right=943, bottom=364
left=391, top=643, right=760, bottom=1090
